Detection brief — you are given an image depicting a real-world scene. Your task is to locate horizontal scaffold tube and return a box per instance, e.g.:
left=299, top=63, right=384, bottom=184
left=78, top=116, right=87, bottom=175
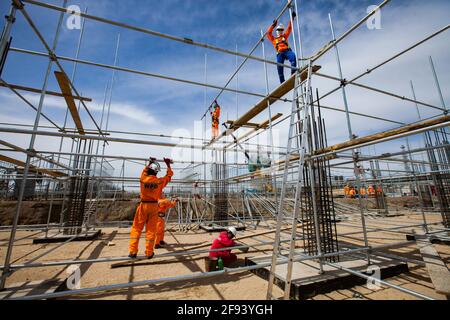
left=314, top=115, right=450, bottom=156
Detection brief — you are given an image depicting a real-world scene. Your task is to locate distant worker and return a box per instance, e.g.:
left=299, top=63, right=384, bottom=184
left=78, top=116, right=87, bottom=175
left=349, top=187, right=356, bottom=199
left=129, top=157, right=173, bottom=259
left=209, top=227, right=238, bottom=266
left=360, top=187, right=367, bottom=197
left=344, top=184, right=350, bottom=198
left=210, top=100, right=221, bottom=139
left=376, top=185, right=383, bottom=195
left=267, top=11, right=297, bottom=84
left=155, top=197, right=177, bottom=249
left=368, top=185, right=375, bottom=196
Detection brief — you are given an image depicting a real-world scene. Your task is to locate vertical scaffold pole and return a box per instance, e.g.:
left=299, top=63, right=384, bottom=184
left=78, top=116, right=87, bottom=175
left=261, top=29, right=277, bottom=200
left=0, top=0, right=68, bottom=290
left=328, top=13, right=370, bottom=264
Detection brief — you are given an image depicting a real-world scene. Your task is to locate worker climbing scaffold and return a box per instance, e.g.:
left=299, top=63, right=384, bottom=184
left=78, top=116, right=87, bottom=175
left=129, top=157, right=173, bottom=259
left=210, top=100, right=221, bottom=139
left=267, top=10, right=297, bottom=83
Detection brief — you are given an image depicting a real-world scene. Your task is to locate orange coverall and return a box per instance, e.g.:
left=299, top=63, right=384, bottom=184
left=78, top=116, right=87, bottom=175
left=211, top=107, right=221, bottom=138
left=368, top=185, right=375, bottom=196
left=129, top=166, right=173, bottom=257
left=155, top=198, right=177, bottom=245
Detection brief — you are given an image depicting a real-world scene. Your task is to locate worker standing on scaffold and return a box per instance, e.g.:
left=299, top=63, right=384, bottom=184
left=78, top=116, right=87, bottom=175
left=267, top=10, right=297, bottom=83
left=210, top=100, right=221, bottom=139
left=129, top=157, right=173, bottom=259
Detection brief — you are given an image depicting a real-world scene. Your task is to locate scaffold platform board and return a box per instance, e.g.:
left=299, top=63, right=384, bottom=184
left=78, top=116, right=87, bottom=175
left=413, top=230, right=450, bottom=295
left=246, top=255, right=408, bottom=300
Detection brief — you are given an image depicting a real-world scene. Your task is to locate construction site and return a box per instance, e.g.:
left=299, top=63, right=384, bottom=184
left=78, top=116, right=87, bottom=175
left=0, top=0, right=449, bottom=301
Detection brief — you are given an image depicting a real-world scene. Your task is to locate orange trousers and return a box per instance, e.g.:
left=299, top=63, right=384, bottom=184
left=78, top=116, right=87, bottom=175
left=155, top=215, right=165, bottom=245
left=129, top=202, right=159, bottom=256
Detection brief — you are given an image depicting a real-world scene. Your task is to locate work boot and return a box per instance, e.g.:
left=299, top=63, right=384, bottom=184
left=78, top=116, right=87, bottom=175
left=155, top=244, right=162, bottom=249
left=128, top=253, right=137, bottom=259
left=147, top=253, right=155, bottom=260
left=159, top=240, right=167, bottom=246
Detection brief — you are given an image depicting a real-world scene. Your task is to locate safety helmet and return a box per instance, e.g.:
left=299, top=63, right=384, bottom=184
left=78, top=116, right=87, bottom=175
left=148, top=161, right=161, bottom=173
left=227, top=226, right=237, bottom=237
left=276, top=23, right=285, bottom=31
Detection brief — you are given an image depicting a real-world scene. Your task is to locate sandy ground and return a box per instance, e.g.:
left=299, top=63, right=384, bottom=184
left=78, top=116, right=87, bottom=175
left=0, top=211, right=449, bottom=300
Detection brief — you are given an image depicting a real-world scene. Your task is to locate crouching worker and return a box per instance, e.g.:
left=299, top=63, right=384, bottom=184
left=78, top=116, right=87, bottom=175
left=206, top=227, right=238, bottom=271
left=155, top=197, right=177, bottom=249
left=129, top=157, right=173, bottom=259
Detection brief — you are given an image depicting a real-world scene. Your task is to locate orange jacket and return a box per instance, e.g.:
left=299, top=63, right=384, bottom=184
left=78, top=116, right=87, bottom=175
left=267, top=21, right=293, bottom=53
left=140, top=167, right=173, bottom=202
left=349, top=188, right=356, bottom=196
left=158, top=198, right=177, bottom=213
left=368, top=186, right=375, bottom=195
left=211, top=107, right=220, bottom=127
left=360, top=188, right=367, bottom=195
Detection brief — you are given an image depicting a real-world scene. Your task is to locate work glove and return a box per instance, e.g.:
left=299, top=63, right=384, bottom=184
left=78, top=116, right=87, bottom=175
left=163, top=158, right=173, bottom=167
left=292, top=11, right=297, bottom=19
left=272, top=20, right=278, bottom=28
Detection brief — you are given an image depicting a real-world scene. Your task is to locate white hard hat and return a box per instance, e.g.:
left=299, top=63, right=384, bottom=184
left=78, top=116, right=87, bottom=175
left=276, top=23, right=285, bottom=31
left=148, top=161, right=161, bottom=173
left=227, top=226, right=237, bottom=237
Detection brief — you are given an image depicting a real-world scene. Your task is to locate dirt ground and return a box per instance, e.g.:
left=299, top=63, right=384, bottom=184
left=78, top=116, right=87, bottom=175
left=0, top=211, right=449, bottom=300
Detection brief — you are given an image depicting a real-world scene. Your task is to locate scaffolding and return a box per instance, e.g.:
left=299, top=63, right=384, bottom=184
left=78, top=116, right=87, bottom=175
left=0, top=0, right=449, bottom=300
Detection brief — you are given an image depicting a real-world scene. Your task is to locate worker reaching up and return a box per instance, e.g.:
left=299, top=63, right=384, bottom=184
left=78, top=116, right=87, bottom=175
left=210, top=100, right=221, bottom=139
left=155, top=197, right=177, bottom=249
left=267, top=11, right=297, bottom=83
left=129, top=157, right=173, bottom=259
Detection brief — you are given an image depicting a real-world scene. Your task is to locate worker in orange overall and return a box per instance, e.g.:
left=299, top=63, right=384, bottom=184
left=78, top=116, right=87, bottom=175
left=129, top=157, right=173, bottom=259
left=267, top=11, right=297, bottom=83
left=360, top=187, right=367, bottom=197
left=349, top=187, right=356, bottom=199
left=368, top=185, right=375, bottom=197
left=376, top=185, right=383, bottom=195
left=211, top=100, right=221, bottom=139
left=344, top=184, right=350, bottom=198
left=155, top=197, right=177, bottom=249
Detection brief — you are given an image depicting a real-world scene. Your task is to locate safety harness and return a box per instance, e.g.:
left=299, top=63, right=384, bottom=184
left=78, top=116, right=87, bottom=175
left=275, top=36, right=290, bottom=53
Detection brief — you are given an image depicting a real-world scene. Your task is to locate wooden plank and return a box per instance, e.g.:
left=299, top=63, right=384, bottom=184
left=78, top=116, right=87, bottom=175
left=414, top=229, right=450, bottom=295
left=210, top=65, right=321, bottom=144
left=0, top=154, right=67, bottom=178
left=232, top=65, right=321, bottom=129
left=314, top=115, right=450, bottom=156
left=54, top=71, right=85, bottom=135
left=0, top=82, right=92, bottom=101
left=225, top=113, right=283, bottom=148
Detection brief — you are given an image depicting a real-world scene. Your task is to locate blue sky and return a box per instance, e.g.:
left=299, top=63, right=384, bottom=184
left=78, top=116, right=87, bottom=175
left=0, top=0, right=449, bottom=181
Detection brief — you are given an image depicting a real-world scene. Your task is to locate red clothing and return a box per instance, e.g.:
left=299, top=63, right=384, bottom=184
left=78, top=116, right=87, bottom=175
left=267, top=21, right=293, bottom=53
left=209, top=231, right=236, bottom=258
